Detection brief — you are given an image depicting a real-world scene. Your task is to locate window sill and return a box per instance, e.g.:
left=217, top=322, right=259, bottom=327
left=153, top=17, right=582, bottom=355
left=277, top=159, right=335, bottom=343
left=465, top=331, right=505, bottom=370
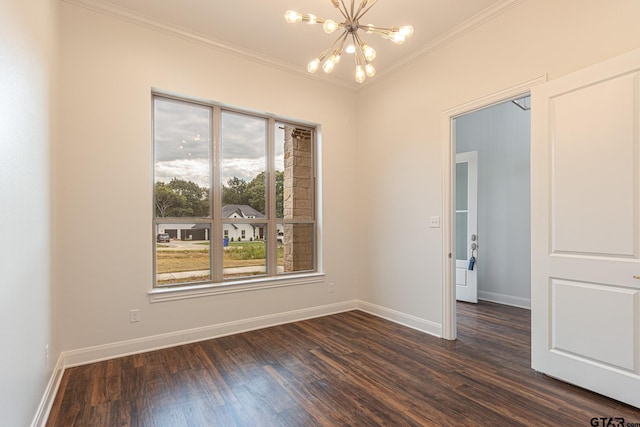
left=148, top=273, right=325, bottom=303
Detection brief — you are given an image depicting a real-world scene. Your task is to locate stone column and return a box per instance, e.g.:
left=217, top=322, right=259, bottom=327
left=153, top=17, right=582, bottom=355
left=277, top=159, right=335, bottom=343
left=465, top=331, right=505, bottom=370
left=283, top=126, right=313, bottom=272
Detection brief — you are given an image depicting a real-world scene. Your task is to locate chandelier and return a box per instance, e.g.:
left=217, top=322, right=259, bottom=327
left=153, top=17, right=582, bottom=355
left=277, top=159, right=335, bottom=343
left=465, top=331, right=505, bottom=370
left=284, top=0, right=414, bottom=83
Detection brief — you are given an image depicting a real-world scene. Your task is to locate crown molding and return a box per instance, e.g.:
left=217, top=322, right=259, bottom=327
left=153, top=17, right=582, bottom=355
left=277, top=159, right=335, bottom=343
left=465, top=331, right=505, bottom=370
left=61, top=0, right=357, bottom=92
left=404, top=0, right=525, bottom=67
left=359, top=0, right=526, bottom=90
left=62, top=0, right=525, bottom=93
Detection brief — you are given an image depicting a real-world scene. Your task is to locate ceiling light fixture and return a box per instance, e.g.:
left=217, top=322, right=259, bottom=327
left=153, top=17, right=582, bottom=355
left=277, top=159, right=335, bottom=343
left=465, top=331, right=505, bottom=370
left=284, top=0, right=413, bottom=84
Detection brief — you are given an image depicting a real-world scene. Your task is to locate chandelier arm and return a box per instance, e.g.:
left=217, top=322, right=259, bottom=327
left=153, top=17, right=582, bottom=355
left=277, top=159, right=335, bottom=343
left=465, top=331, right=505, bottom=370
left=361, top=25, right=400, bottom=32
left=354, top=0, right=367, bottom=19
left=354, top=32, right=370, bottom=65
left=358, top=25, right=394, bottom=38
left=358, top=24, right=394, bottom=32
left=351, top=33, right=360, bottom=67
left=339, top=0, right=351, bottom=19
left=351, top=33, right=360, bottom=64
left=353, top=31, right=366, bottom=50
left=323, top=30, right=349, bottom=57
left=315, top=31, right=344, bottom=61
left=356, top=4, right=376, bottom=20
left=306, top=15, right=327, bottom=24
left=334, top=31, right=349, bottom=55
left=333, top=0, right=349, bottom=20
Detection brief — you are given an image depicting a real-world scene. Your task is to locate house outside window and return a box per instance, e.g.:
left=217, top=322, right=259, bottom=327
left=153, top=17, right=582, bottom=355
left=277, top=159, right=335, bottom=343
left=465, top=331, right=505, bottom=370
left=153, top=94, right=317, bottom=287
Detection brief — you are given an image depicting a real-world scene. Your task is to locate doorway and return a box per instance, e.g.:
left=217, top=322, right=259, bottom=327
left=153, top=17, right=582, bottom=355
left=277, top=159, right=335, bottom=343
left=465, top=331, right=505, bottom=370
left=441, top=76, right=545, bottom=340
left=454, top=98, right=531, bottom=307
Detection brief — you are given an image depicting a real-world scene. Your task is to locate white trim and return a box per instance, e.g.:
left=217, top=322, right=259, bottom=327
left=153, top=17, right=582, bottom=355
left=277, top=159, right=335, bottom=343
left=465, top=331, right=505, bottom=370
left=61, top=0, right=354, bottom=91
left=63, top=300, right=357, bottom=367
left=441, top=75, right=547, bottom=340
left=149, top=273, right=325, bottom=303
left=369, top=0, right=525, bottom=88
left=478, top=291, right=531, bottom=309
left=356, top=301, right=442, bottom=337
left=54, top=299, right=443, bottom=369
left=61, top=0, right=524, bottom=92
left=30, top=354, right=65, bottom=427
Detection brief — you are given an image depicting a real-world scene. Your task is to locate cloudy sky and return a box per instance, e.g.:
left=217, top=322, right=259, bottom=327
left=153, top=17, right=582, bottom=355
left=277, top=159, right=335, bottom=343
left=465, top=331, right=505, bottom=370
left=154, top=98, right=284, bottom=188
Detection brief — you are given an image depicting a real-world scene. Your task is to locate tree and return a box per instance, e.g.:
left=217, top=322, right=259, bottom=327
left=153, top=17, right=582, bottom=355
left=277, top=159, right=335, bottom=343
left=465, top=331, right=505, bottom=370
left=243, top=171, right=284, bottom=216
left=155, top=183, right=184, bottom=217
left=167, top=178, right=208, bottom=217
left=155, top=179, right=208, bottom=217
left=222, top=176, right=248, bottom=206
left=156, top=174, right=284, bottom=217
left=247, top=172, right=266, bottom=214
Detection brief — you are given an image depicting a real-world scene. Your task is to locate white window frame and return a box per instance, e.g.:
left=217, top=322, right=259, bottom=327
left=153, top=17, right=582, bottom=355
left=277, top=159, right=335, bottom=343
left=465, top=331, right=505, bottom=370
left=150, top=92, right=322, bottom=302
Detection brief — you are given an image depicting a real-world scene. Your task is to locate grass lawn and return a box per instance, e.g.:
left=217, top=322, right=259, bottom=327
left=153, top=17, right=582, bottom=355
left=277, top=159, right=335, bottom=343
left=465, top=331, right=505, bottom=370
left=156, top=241, right=283, bottom=274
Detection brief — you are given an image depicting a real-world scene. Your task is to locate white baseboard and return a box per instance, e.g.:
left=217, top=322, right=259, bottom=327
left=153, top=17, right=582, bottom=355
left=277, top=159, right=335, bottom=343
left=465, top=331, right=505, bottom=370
left=31, top=353, right=65, bottom=427
left=356, top=300, right=442, bottom=337
left=478, top=290, right=531, bottom=309
left=63, top=300, right=358, bottom=368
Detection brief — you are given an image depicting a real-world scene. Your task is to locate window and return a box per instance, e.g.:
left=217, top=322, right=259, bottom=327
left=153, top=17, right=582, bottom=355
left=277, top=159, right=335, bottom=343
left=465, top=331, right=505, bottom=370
left=153, top=95, right=317, bottom=288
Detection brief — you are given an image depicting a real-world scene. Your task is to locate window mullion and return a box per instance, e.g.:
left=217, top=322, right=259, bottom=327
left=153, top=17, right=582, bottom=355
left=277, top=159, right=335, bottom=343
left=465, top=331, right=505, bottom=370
left=212, top=106, right=223, bottom=282
left=267, top=118, right=278, bottom=276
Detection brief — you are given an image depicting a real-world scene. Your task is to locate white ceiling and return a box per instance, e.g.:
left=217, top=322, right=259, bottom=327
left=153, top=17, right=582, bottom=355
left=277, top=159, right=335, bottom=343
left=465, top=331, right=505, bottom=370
left=68, top=0, right=518, bottom=89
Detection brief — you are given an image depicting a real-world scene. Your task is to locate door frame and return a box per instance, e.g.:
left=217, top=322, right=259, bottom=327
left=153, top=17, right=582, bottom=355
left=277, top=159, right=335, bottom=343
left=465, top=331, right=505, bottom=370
left=441, top=75, right=546, bottom=340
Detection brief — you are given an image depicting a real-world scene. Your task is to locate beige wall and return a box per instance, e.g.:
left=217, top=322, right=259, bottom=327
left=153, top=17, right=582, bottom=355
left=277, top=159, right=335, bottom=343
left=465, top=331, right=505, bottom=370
left=356, top=0, right=640, bottom=330
left=0, top=0, right=58, bottom=424
left=58, top=4, right=358, bottom=352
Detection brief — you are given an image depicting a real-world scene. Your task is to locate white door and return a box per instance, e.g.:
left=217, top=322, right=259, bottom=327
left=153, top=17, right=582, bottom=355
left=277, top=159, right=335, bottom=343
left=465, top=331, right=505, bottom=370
left=531, top=48, right=640, bottom=408
left=456, top=151, right=478, bottom=303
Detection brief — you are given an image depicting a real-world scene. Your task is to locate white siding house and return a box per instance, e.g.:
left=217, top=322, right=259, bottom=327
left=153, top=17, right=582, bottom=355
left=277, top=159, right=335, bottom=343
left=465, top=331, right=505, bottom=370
left=222, top=205, right=265, bottom=242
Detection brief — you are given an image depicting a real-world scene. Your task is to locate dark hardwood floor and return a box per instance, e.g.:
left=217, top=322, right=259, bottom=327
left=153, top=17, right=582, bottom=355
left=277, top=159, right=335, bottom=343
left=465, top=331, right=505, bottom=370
left=47, top=302, right=640, bottom=426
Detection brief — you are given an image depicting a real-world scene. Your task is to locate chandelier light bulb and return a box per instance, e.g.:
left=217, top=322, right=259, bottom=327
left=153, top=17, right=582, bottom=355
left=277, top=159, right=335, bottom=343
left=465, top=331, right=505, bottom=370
left=307, top=58, right=321, bottom=73
left=399, top=25, right=414, bottom=37
left=322, top=19, right=339, bottom=33
left=284, top=10, right=303, bottom=23
left=355, top=64, right=366, bottom=83
left=362, top=44, right=376, bottom=61
left=323, top=56, right=337, bottom=73
left=365, top=63, right=376, bottom=77
left=345, top=45, right=356, bottom=54
left=306, top=14, right=318, bottom=24
left=389, top=32, right=406, bottom=44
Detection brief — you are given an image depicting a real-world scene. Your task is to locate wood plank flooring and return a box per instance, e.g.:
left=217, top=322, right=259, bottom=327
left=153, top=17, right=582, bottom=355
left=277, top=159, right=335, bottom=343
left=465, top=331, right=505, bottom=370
left=47, top=302, right=640, bottom=426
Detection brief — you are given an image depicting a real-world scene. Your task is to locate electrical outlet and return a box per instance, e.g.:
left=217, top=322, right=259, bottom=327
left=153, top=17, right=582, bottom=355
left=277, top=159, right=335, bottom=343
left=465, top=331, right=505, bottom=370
left=329, top=283, right=335, bottom=293
left=45, top=344, right=49, bottom=367
left=130, top=309, right=140, bottom=323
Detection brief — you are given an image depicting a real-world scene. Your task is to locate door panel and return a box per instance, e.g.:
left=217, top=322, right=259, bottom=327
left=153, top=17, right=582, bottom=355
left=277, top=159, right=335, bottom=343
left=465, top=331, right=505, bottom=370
left=532, top=48, right=640, bottom=408
left=551, top=279, right=638, bottom=371
left=551, top=72, right=638, bottom=257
